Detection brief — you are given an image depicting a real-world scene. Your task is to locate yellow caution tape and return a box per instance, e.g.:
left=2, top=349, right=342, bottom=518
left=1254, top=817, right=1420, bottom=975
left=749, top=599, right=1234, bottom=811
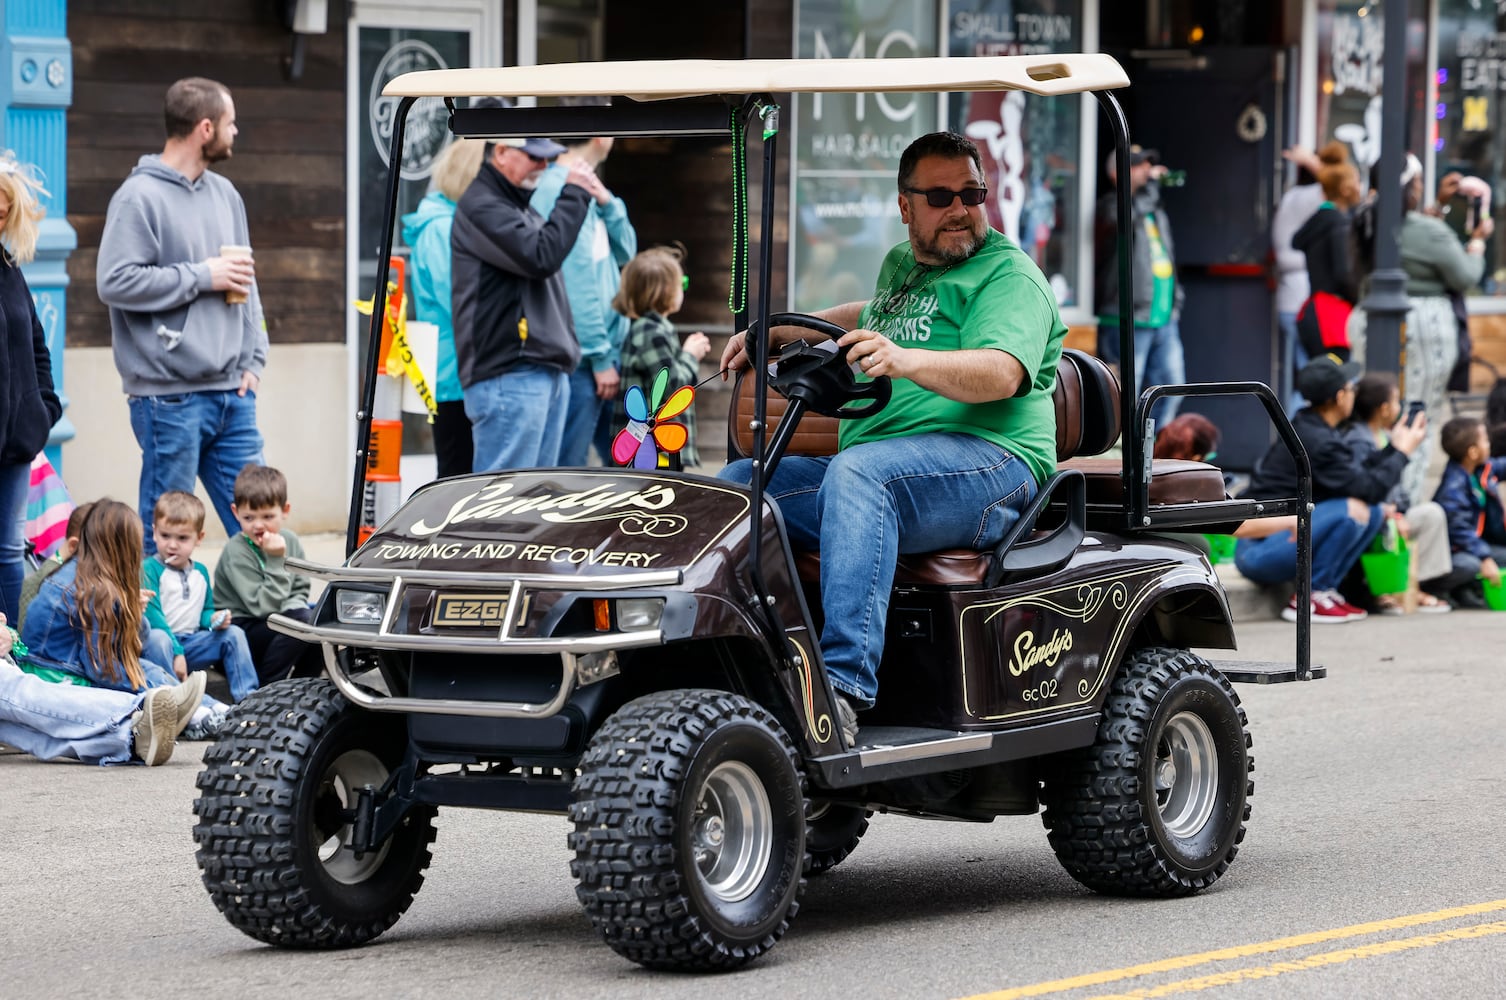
left=353, top=286, right=438, bottom=421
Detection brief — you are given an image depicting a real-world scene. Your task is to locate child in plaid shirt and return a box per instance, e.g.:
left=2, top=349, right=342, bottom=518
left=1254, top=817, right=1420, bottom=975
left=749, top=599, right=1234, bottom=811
left=612, top=246, right=711, bottom=466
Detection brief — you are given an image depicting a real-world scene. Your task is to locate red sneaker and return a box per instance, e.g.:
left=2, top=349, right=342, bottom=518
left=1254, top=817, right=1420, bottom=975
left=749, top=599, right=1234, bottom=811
left=1321, top=590, right=1369, bottom=621
left=1281, top=592, right=1355, bottom=624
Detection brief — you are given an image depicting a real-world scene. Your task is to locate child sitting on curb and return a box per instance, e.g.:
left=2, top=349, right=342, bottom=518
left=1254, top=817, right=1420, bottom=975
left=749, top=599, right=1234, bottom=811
left=1342, top=374, right=1459, bottom=612
left=20, top=499, right=222, bottom=737
left=142, top=491, right=259, bottom=702
left=213, top=465, right=320, bottom=685
left=1432, top=416, right=1506, bottom=608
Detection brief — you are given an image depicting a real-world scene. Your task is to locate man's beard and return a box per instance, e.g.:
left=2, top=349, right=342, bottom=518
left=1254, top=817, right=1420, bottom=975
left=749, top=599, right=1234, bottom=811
left=911, top=217, right=987, bottom=264
left=204, top=128, right=233, bottom=164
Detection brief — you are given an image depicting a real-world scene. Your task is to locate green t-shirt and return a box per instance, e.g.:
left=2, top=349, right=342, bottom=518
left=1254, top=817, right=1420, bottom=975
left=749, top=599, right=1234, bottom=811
left=846, top=229, right=1068, bottom=486
left=1144, top=213, right=1176, bottom=327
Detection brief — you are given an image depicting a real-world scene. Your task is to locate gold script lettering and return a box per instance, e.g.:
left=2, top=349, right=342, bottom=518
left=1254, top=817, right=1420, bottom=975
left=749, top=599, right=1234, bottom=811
left=1009, top=626, right=1074, bottom=677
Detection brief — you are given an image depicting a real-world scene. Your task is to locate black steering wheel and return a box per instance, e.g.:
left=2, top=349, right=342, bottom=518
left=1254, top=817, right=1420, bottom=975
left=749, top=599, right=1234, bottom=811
left=746, top=311, right=892, bottom=419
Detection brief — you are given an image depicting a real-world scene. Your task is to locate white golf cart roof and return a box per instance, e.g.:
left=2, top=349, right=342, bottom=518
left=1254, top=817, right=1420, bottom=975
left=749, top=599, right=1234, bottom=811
left=383, top=53, right=1129, bottom=101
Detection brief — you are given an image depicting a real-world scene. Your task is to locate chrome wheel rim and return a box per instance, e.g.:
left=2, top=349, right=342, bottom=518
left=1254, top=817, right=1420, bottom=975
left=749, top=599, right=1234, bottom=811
left=312, top=748, right=391, bottom=884
left=691, top=761, right=773, bottom=903
left=1154, top=711, right=1219, bottom=839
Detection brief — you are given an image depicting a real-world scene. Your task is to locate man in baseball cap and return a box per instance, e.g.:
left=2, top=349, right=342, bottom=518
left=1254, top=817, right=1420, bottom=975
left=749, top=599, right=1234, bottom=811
left=1294, top=353, right=1363, bottom=405
left=450, top=103, right=610, bottom=471
left=1238, top=352, right=1427, bottom=623
left=495, top=136, right=567, bottom=168
left=1095, top=140, right=1185, bottom=424
left=1103, top=143, right=1159, bottom=174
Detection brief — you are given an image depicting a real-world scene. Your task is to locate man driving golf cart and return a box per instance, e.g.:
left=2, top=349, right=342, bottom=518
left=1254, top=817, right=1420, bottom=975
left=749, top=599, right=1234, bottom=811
left=193, top=55, right=1320, bottom=973
left=719, top=130, right=1066, bottom=747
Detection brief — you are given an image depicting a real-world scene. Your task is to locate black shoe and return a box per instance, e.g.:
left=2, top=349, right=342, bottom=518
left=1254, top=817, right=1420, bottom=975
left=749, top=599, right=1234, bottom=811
left=834, top=695, right=860, bottom=749
left=1452, top=584, right=1488, bottom=610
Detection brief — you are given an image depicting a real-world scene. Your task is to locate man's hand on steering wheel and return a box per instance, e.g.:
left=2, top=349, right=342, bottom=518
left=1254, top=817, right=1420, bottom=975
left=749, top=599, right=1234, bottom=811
left=721, top=326, right=801, bottom=377
left=839, top=329, right=905, bottom=379
left=719, top=329, right=752, bottom=377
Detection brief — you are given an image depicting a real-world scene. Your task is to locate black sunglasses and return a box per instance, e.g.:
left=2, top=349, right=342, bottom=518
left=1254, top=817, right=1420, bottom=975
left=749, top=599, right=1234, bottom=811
left=904, top=186, right=989, bottom=208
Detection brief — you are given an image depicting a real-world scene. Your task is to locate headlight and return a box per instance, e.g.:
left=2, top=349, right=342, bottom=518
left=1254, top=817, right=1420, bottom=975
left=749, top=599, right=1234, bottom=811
left=615, top=598, right=664, bottom=631
left=335, top=590, right=386, bottom=625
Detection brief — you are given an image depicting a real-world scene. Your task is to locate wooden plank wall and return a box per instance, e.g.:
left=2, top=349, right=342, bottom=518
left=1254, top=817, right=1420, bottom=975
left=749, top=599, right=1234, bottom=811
left=66, top=0, right=348, bottom=349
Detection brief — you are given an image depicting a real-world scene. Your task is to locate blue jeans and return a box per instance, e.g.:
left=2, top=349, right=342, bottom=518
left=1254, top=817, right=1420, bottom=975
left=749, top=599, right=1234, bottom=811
left=129, top=389, right=263, bottom=555
left=464, top=364, right=570, bottom=472
left=1235, top=497, right=1384, bottom=592
left=0, top=657, right=145, bottom=765
left=179, top=626, right=259, bottom=702
left=51, top=631, right=225, bottom=712
left=559, top=364, right=608, bottom=467
left=1098, top=319, right=1186, bottom=427
left=1277, top=310, right=1309, bottom=416
left=720, top=433, right=1036, bottom=707
left=0, top=460, right=29, bottom=621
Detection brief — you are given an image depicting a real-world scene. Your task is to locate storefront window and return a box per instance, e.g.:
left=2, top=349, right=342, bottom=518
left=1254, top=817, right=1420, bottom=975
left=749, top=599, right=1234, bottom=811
left=789, top=0, right=1085, bottom=313
left=1438, top=0, right=1506, bottom=295
left=946, top=0, right=1084, bottom=308
left=792, top=0, right=940, bottom=311
left=1315, top=0, right=1428, bottom=184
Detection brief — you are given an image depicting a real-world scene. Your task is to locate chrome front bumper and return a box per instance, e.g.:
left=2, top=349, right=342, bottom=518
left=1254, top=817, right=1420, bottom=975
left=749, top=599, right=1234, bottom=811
left=269, top=556, right=681, bottom=719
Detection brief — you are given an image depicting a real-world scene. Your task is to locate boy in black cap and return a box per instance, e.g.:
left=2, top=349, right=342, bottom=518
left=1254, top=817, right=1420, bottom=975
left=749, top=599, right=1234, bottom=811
left=1235, top=355, right=1427, bottom=622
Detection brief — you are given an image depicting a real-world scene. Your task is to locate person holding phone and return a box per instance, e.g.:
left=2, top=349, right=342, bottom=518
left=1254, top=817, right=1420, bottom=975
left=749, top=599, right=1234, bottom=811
left=1094, top=144, right=1185, bottom=426
left=1238, top=356, right=1427, bottom=622
left=1352, top=154, right=1492, bottom=504
left=1343, top=374, right=1461, bottom=612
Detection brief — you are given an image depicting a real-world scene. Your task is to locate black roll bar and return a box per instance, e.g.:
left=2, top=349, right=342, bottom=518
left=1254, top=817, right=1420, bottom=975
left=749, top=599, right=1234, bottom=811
left=1092, top=91, right=1314, bottom=681
left=346, top=95, right=415, bottom=555
left=745, top=98, right=788, bottom=644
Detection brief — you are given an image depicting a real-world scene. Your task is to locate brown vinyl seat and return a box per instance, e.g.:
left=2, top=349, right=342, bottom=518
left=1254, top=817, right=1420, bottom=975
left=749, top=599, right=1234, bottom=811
left=727, top=347, right=1226, bottom=585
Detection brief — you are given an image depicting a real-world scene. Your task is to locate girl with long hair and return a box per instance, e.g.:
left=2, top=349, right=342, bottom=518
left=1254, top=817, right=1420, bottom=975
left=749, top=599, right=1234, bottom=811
left=21, top=500, right=224, bottom=732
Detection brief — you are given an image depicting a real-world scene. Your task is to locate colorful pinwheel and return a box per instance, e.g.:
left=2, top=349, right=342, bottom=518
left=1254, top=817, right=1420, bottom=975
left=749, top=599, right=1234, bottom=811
left=612, top=368, right=694, bottom=470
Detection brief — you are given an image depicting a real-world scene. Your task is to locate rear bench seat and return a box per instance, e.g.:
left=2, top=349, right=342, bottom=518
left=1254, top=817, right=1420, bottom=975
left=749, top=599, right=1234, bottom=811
left=727, top=348, right=1226, bottom=586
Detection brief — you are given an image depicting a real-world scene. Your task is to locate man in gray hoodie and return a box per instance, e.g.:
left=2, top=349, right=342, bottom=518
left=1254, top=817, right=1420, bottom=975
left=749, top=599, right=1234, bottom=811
left=97, top=77, right=267, bottom=554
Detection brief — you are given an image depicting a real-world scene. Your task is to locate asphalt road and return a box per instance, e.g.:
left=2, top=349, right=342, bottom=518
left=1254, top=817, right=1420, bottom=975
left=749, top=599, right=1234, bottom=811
left=3, top=613, right=1504, bottom=1000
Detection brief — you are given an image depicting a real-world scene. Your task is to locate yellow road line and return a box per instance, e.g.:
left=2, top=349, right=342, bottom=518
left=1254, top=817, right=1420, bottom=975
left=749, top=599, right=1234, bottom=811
left=960, top=898, right=1506, bottom=1000
left=1085, top=919, right=1506, bottom=999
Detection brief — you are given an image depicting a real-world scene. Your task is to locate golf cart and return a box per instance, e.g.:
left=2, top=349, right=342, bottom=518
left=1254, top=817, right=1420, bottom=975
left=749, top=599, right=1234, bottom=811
left=192, top=54, right=1321, bottom=970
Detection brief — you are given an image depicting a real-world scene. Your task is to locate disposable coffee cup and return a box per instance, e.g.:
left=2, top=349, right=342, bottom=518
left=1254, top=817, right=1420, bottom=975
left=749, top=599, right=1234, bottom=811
left=220, top=244, right=253, bottom=304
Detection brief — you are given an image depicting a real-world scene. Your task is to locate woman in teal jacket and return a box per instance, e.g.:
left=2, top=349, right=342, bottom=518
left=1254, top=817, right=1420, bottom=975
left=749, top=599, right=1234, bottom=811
left=402, top=138, right=485, bottom=478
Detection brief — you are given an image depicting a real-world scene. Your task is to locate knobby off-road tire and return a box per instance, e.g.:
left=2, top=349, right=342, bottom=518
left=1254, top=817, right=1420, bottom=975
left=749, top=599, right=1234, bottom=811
left=193, top=677, right=437, bottom=948
left=806, top=801, right=871, bottom=875
left=570, top=689, right=807, bottom=971
left=1040, top=647, right=1252, bottom=898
